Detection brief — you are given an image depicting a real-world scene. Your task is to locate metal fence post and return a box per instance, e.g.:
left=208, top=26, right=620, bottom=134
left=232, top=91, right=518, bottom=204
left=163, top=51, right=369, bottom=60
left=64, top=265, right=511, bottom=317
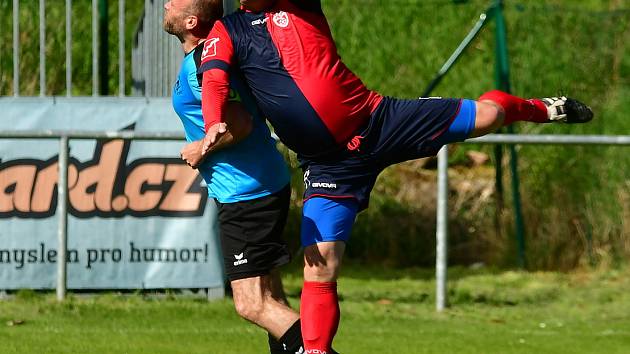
left=494, top=0, right=526, bottom=268
left=92, top=0, right=99, bottom=96
left=119, top=0, right=126, bottom=96
left=57, top=136, right=69, bottom=301
left=436, top=146, right=449, bottom=311
left=12, top=0, right=20, bottom=96
left=99, top=0, right=109, bottom=95
left=66, top=0, right=73, bottom=97
left=39, top=0, right=46, bottom=96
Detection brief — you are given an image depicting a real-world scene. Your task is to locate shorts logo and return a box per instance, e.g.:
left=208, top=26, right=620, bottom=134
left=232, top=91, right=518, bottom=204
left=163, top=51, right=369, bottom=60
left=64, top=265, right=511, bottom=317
left=303, top=170, right=337, bottom=189
left=233, top=253, right=248, bottom=266
left=312, top=182, right=337, bottom=189
left=303, top=170, right=311, bottom=189
left=273, top=11, right=290, bottom=28
left=201, top=38, right=220, bottom=60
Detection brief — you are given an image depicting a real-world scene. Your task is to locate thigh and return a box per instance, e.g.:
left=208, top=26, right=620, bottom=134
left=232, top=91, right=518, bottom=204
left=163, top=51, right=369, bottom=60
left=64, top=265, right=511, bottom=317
left=301, top=197, right=358, bottom=247
left=426, top=98, right=477, bottom=148
left=217, top=185, right=292, bottom=281
left=366, top=97, right=468, bottom=164
left=300, top=156, right=379, bottom=212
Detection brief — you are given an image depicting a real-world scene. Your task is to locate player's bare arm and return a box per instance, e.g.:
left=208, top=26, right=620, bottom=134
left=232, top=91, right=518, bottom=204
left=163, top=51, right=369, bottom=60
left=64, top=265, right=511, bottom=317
left=184, top=101, right=253, bottom=168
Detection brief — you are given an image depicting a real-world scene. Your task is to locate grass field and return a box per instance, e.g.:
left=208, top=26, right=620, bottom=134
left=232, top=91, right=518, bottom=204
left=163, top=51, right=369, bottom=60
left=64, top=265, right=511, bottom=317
left=1, top=264, right=629, bottom=354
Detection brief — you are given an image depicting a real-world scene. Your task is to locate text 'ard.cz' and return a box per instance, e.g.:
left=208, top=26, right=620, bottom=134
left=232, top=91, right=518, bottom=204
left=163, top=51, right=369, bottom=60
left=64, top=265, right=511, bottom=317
left=0, top=139, right=208, bottom=218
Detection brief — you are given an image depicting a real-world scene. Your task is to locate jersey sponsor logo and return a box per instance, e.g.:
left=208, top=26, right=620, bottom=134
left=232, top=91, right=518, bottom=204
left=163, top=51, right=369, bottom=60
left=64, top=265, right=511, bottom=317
left=272, top=11, right=290, bottom=28
left=233, top=253, right=248, bottom=266
left=201, top=38, right=220, bottom=60
left=251, top=17, right=268, bottom=26
left=305, top=350, right=326, bottom=354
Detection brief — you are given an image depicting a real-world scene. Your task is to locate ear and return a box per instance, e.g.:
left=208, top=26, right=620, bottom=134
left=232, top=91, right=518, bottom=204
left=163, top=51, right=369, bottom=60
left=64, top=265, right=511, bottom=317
left=185, top=15, right=198, bottom=31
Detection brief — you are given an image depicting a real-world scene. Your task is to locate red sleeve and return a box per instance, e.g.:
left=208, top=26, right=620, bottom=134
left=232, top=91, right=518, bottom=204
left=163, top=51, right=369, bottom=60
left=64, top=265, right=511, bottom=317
left=199, top=20, right=234, bottom=130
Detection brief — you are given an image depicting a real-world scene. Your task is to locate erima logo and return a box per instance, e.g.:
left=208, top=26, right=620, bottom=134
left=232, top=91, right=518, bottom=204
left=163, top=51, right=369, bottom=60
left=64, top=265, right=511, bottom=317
left=251, top=17, right=268, bottom=26
left=233, top=253, right=248, bottom=266
left=273, top=11, right=289, bottom=28
left=201, top=38, right=219, bottom=60
left=312, top=182, right=337, bottom=189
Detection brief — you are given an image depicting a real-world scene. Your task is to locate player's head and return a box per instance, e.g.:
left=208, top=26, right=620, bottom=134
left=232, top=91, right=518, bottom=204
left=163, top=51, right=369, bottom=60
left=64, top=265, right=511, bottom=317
left=163, top=0, right=223, bottom=41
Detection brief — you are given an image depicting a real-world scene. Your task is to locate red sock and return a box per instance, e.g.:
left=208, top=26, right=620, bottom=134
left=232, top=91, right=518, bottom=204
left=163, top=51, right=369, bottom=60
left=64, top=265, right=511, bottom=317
left=301, top=281, right=339, bottom=354
left=479, top=90, right=549, bottom=125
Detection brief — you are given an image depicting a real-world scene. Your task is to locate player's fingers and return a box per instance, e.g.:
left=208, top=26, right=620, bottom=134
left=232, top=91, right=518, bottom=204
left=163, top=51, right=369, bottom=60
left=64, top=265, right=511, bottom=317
left=202, top=140, right=211, bottom=154
left=217, top=122, right=227, bottom=133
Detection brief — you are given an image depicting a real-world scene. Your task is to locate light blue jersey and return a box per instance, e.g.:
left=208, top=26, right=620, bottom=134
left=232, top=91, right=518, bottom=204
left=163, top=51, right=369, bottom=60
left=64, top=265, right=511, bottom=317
left=172, top=43, right=289, bottom=203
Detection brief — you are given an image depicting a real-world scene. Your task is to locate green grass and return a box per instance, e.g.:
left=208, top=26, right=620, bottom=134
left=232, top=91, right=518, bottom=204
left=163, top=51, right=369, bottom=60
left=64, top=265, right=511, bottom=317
left=1, top=265, right=629, bottom=353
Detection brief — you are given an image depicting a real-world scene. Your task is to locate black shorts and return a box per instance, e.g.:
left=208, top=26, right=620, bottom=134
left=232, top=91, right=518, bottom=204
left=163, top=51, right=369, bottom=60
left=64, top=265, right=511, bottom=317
left=216, top=184, right=292, bottom=281
left=300, top=97, right=470, bottom=211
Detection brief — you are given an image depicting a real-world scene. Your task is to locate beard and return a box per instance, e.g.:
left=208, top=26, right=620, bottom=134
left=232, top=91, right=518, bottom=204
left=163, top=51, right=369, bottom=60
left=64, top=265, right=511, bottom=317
left=163, top=17, right=185, bottom=43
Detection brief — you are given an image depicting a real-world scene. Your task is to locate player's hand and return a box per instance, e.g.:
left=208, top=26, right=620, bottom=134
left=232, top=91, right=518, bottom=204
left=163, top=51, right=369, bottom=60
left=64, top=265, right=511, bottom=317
left=202, top=122, right=228, bottom=155
left=180, top=141, right=204, bottom=169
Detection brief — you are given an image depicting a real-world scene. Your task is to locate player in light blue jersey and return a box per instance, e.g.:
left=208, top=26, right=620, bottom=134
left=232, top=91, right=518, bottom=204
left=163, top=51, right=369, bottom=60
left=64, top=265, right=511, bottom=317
left=164, top=1, right=307, bottom=353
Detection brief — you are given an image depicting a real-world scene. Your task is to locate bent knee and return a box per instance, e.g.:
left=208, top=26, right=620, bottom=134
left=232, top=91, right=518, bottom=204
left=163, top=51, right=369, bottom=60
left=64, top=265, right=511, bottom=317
left=473, top=100, right=505, bottom=137
left=233, top=298, right=264, bottom=323
left=303, top=251, right=341, bottom=281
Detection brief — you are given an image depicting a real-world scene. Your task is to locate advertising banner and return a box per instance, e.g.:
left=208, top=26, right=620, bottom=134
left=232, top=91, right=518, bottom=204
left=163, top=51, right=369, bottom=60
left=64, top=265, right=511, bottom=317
left=0, top=97, right=225, bottom=290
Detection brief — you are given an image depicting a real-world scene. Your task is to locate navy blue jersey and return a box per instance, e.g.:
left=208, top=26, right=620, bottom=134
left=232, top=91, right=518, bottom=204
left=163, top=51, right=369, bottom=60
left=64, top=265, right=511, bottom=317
left=199, top=0, right=382, bottom=158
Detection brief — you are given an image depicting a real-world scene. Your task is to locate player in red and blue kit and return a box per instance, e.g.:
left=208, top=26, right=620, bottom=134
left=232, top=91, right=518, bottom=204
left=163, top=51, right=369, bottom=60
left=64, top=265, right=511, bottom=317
left=198, top=1, right=594, bottom=352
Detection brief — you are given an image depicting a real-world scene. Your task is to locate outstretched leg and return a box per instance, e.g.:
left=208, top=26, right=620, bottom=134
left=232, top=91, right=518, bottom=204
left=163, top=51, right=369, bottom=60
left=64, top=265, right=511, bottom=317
left=473, top=90, right=593, bottom=137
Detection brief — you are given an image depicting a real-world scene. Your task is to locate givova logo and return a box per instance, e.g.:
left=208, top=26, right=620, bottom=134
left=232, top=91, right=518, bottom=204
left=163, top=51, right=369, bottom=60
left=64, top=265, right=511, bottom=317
left=0, top=138, right=207, bottom=218
left=303, top=170, right=311, bottom=189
